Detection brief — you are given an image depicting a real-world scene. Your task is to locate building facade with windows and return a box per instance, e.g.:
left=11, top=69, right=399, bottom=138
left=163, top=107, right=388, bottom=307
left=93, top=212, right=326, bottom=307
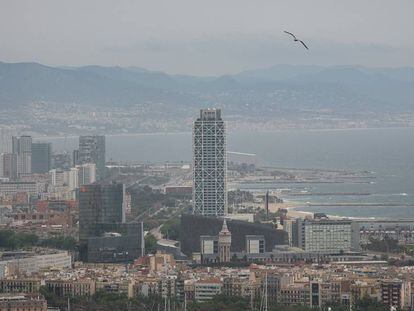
left=31, top=142, right=52, bottom=174
left=0, top=153, right=17, bottom=180
left=12, top=135, right=32, bottom=177
left=192, top=108, right=227, bottom=217
left=78, top=136, right=105, bottom=180
left=194, top=278, right=222, bottom=302
left=294, top=218, right=360, bottom=254
left=78, top=183, right=143, bottom=262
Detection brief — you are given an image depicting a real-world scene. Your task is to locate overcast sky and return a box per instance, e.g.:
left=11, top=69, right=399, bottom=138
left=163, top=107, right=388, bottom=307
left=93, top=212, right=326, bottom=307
left=1, top=0, right=414, bottom=75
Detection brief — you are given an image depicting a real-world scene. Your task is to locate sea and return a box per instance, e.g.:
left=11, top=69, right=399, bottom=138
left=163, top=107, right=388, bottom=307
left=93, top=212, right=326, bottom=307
left=38, top=127, right=414, bottom=219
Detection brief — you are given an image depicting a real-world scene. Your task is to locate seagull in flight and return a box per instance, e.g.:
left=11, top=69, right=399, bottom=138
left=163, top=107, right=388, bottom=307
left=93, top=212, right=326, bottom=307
left=284, top=31, right=309, bottom=50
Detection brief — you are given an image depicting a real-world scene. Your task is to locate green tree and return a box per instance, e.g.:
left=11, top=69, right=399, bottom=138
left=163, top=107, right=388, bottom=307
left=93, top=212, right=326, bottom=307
left=41, top=236, right=77, bottom=250
left=39, top=285, right=67, bottom=309
left=323, top=301, right=349, bottom=311
left=269, top=304, right=318, bottom=311
left=145, top=233, right=158, bottom=254
left=355, top=296, right=389, bottom=311
left=188, top=295, right=249, bottom=311
left=0, top=230, right=39, bottom=249
left=364, top=236, right=400, bottom=253
left=160, top=217, right=180, bottom=240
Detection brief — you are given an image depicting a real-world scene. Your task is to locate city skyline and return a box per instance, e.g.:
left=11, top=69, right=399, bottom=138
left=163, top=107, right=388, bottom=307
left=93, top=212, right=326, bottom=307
left=0, top=1, right=414, bottom=310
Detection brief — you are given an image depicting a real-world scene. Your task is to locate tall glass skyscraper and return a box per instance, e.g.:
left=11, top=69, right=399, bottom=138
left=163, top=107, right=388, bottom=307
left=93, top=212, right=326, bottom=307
left=78, top=135, right=106, bottom=180
left=79, top=183, right=124, bottom=240
left=31, top=142, right=52, bottom=174
left=78, top=183, right=143, bottom=263
left=12, top=135, right=32, bottom=177
left=192, top=108, right=227, bottom=216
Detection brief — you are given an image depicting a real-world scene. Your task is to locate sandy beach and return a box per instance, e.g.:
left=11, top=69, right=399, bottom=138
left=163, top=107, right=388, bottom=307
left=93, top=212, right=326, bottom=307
left=267, top=202, right=314, bottom=219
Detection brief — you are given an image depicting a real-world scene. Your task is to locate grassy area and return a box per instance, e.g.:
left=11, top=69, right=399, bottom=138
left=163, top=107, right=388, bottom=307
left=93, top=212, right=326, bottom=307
left=0, top=230, right=77, bottom=251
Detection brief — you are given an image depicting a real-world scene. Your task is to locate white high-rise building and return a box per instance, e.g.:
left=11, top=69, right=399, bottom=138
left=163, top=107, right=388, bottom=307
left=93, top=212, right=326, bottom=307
left=61, top=164, right=95, bottom=191
left=66, top=167, right=79, bottom=190
left=296, top=219, right=360, bottom=254
left=77, top=163, right=96, bottom=186
left=192, top=108, right=227, bottom=216
left=49, top=169, right=65, bottom=187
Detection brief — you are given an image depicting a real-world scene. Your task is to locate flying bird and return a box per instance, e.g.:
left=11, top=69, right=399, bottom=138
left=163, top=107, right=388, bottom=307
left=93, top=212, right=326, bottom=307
left=284, top=31, right=309, bottom=50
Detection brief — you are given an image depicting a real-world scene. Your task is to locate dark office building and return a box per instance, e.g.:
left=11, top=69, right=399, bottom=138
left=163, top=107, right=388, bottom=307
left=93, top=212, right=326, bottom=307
left=72, top=149, right=79, bottom=166
left=79, top=183, right=124, bottom=240
left=31, top=142, right=52, bottom=174
left=79, top=136, right=106, bottom=180
left=84, top=223, right=144, bottom=263
left=79, top=183, right=143, bottom=262
left=180, top=214, right=288, bottom=256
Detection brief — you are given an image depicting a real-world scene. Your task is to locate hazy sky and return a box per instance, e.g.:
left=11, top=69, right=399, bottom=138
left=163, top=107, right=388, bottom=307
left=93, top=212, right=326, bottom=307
left=1, top=0, right=414, bottom=75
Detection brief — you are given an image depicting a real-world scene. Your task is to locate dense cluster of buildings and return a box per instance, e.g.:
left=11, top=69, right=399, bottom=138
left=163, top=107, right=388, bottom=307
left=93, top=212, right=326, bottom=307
left=0, top=136, right=50, bottom=179
left=0, top=135, right=105, bottom=201
left=1, top=256, right=414, bottom=310
left=1, top=199, right=78, bottom=238
left=1, top=108, right=413, bottom=309
left=0, top=136, right=113, bottom=247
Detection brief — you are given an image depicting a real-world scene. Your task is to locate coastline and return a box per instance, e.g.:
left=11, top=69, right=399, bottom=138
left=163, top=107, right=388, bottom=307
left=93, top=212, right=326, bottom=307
left=267, top=201, right=314, bottom=219
left=32, top=125, right=414, bottom=140
left=267, top=201, right=373, bottom=220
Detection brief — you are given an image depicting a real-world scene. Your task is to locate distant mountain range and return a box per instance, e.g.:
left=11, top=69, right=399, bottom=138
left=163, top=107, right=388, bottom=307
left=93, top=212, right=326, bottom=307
left=1, top=61, right=413, bottom=115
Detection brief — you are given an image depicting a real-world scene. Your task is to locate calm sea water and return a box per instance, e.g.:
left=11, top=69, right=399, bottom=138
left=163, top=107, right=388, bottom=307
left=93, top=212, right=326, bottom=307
left=38, top=127, right=414, bottom=219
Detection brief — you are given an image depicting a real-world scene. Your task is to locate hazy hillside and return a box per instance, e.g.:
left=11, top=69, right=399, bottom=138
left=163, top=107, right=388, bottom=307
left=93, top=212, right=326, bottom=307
left=1, top=62, right=414, bottom=115
left=0, top=62, right=191, bottom=107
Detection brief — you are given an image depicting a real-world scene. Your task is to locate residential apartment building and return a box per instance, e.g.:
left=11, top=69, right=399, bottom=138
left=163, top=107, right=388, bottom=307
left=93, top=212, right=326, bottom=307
left=45, top=279, right=96, bottom=297
left=194, top=278, right=222, bottom=302
left=0, top=279, right=41, bottom=294
left=0, top=294, right=47, bottom=311
left=381, top=279, right=411, bottom=310
left=0, top=181, right=37, bottom=196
